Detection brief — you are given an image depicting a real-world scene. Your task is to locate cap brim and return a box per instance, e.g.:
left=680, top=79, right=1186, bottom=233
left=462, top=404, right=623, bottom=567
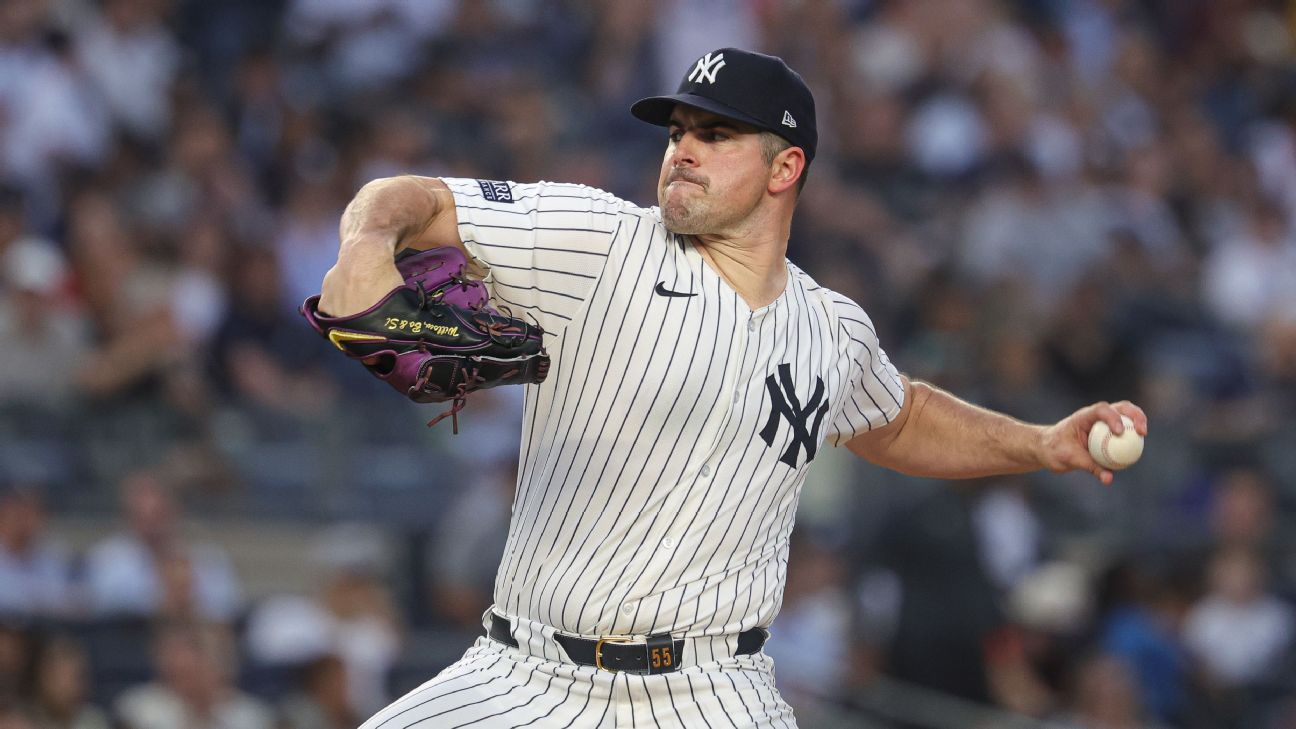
left=630, top=93, right=769, bottom=131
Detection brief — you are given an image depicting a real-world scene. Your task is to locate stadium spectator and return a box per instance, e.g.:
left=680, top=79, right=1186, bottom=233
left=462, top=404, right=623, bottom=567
left=276, top=654, right=357, bottom=729
left=958, top=160, right=1111, bottom=313
left=0, top=624, right=29, bottom=703
left=1210, top=467, right=1276, bottom=550
left=878, top=486, right=1004, bottom=704
left=990, top=560, right=1097, bottom=717
left=1042, top=272, right=1143, bottom=407
left=1099, top=568, right=1193, bottom=725
left=23, top=635, right=109, bottom=729
left=1053, top=653, right=1158, bottom=729
left=73, top=0, right=179, bottom=141
left=83, top=470, right=241, bottom=622
left=972, top=482, right=1041, bottom=593
left=1206, top=466, right=1291, bottom=596
left=0, top=11, right=110, bottom=229
left=763, top=536, right=853, bottom=704
left=0, top=484, right=74, bottom=618
left=63, top=187, right=218, bottom=484
left=273, top=177, right=346, bottom=317
left=0, top=188, right=87, bottom=416
left=425, top=466, right=513, bottom=630
left=244, top=525, right=399, bottom=718
left=114, top=622, right=271, bottom=729
left=209, top=245, right=336, bottom=416
left=1202, top=198, right=1296, bottom=333
left=1184, top=547, right=1294, bottom=689
left=0, top=701, right=34, bottom=729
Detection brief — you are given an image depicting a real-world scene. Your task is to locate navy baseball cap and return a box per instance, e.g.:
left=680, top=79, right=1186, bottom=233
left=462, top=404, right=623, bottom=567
left=632, top=48, right=817, bottom=163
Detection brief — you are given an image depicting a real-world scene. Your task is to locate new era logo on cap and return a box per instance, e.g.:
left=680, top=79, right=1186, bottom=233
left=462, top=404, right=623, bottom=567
left=630, top=47, right=818, bottom=163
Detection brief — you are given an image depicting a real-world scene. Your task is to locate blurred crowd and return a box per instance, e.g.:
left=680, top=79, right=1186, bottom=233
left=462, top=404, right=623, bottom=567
left=1, top=0, right=1296, bottom=727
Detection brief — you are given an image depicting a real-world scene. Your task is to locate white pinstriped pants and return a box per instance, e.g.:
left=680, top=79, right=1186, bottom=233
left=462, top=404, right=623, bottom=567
left=358, top=635, right=798, bottom=728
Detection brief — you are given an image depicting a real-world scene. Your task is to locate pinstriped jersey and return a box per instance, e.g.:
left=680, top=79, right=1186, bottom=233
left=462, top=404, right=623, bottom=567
left=443, top=177, right=904, bottom=640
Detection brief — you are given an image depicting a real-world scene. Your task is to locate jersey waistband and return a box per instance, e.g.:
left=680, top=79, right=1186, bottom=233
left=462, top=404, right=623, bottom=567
left=483, top=609, right=768, bottom=671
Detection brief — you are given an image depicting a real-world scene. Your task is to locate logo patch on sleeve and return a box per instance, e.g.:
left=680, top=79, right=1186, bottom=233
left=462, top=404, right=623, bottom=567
left=477, top=179, right=514, bottom=204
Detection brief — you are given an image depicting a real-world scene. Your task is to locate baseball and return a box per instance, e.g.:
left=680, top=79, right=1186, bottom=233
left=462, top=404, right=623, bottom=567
left=1088, top=415, right=1144, bottom=470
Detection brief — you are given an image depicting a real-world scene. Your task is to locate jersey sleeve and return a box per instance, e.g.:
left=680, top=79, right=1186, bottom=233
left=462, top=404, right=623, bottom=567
left=827, top=302, right=905, bottom=445
left=443, top=178, right=630, bottom=334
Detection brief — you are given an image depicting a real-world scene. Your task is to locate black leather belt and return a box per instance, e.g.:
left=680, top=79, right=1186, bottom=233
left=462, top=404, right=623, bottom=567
left=488, top=613, right=766, bottom=674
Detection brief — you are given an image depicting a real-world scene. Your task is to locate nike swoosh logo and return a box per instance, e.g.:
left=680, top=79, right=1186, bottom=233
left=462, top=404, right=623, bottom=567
left=655, top=282, right=697, bottom=298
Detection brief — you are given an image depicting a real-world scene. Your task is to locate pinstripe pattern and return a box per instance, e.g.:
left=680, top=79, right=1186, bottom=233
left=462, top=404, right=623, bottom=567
left=358, top=638, right=794, bottom=728
left=373, top=178, right=903, bottom=725
left=358, top=639, right=618, bottom=728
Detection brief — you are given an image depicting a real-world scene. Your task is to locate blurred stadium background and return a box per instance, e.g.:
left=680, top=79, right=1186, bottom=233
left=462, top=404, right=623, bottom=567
left=1, top=0, right=1296, bottom=727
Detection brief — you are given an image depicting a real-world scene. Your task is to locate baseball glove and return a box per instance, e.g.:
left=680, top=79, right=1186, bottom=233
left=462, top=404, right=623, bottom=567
left=300, top=247, right=548, bottom=432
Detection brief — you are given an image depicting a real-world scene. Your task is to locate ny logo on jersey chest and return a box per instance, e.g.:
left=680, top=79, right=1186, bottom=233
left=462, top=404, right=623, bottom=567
left=760, top=363, right=829, bottom=468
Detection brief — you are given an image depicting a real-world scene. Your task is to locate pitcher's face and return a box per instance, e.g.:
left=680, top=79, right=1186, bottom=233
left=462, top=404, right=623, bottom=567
left=658, top=106, right=769, bottom=235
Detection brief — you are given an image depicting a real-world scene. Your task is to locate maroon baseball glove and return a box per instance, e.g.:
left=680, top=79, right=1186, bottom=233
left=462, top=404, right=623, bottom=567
left=300, top=247, right=548, bottom=431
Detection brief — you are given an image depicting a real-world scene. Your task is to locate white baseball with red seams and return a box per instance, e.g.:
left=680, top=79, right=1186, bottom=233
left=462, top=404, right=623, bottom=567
left=1088, top=415, right=1144, bottom=470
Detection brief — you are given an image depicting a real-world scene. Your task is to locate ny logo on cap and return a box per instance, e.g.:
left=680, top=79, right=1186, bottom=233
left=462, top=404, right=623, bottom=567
left=688, top=52, right=727, bottom=85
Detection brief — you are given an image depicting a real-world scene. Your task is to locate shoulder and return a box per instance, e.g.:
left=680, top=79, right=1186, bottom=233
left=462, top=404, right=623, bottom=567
left=441, top=178, right=650, bottom=216
left=441, top=178, right=667, bottom=244
left=788, top=263, right=880, bottom=342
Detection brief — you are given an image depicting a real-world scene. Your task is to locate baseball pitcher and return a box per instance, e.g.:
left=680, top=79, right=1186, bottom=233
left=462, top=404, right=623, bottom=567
left=310, top=48, right=1148, bottom=728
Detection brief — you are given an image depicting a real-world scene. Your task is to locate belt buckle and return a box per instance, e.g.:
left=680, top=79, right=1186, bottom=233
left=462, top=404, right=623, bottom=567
left=594, top=636, right=636, bottom=672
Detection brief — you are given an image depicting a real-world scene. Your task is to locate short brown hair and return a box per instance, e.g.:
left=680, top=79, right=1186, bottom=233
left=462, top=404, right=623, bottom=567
left=759, top=132, right=808, bottom=195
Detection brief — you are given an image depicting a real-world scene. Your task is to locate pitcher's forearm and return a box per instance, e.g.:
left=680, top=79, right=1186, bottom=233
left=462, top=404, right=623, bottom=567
left=890, top=382, right=1045, bottom=477
left=318, top=176, right=460, bottom=316
left=319, top=234, right=406, bottom=316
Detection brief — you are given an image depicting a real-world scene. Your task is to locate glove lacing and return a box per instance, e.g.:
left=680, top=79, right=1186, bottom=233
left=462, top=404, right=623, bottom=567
left=424, top=366, right=485, bottom=434
left=408, top=270, right=541, bottom=434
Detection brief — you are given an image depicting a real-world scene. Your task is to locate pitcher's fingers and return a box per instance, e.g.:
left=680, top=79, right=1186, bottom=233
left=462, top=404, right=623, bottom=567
left=1087, top=401, right=1127, bottom=434
left=1111, top=401, right=1148, bottom=435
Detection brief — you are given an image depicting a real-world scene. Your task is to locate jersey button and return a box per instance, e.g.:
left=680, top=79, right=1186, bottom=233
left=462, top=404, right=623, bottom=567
left=747, top=320, right=755, bottom=332
left=661, top=536, right=675, bottom=550
left=622, top=602, right=636, bottom=615
left=700, top=465, right=711, bottom=477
